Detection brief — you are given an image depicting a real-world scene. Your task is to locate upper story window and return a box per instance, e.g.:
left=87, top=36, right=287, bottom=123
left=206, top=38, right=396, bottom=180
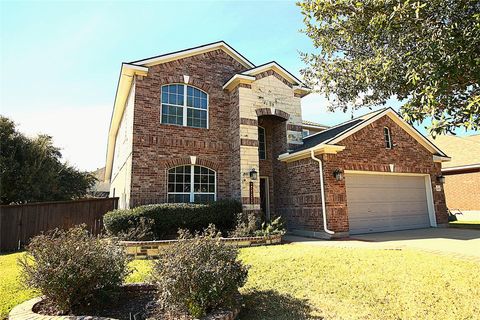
left=161, top=84, right=208, bottom=128
left=302, top=129, right=310, bottom=138
left=167, top=165, right=216, bottom=203
left=258, top=126, right=266, bottom=160
left=384, top=127, right=393, bottom=149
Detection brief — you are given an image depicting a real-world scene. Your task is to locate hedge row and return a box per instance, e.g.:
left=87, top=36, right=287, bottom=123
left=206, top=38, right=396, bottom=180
left=103, top=199, right=242, bottom=239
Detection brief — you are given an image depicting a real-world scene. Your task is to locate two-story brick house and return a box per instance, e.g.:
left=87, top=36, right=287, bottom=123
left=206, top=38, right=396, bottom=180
left=105, top=41, right=451, bottom=238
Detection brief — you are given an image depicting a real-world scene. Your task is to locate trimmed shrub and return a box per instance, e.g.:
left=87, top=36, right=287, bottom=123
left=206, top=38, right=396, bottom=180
left=229, top=211, right=259, bottom=237
left=103, top=199, right=242, bottom=240
left=152, top=225, right=248, bottom=318
left=18, top=225, right=131, bottom=314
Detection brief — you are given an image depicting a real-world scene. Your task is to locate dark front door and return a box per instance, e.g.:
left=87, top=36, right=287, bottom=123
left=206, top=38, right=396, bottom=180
left=259, top=177, right=270, bottom=222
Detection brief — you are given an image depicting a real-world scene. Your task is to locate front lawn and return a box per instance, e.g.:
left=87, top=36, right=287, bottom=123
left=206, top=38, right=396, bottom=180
left=1, top=244, right=479, bottom=319
left=449, top=220, right=480, bottom=229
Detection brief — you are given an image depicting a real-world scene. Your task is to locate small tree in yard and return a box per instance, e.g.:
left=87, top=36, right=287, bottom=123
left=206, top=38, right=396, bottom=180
left=19, top=226, right=131, bottom=314
left=152, top=225, right=249, bottom=319
left=298, top=0, right=479, bottom=135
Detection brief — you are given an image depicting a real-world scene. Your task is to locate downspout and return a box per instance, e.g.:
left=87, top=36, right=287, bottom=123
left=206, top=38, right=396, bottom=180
left=310, top=150, right=335, bottom=235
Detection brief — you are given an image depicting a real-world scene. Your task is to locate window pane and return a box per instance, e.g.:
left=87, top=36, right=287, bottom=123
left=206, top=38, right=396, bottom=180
left=187, top=108, right=207, bottom=128
left=258, top=127, right=266, bottom=160
left=162, top=104, right=183, bottom=125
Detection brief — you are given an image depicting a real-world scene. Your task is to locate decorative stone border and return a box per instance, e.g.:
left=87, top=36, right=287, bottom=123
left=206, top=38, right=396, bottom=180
left=9, top=284, right=240, bottom=320
left=121, top=234, right=283, bottom=259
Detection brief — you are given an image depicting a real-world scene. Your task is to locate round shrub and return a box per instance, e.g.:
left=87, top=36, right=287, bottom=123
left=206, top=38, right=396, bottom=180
left=103, top=199, right=242, bottom=240
left=151, top=225, right=248, bottom=318
left=18, top=225, right=131, bottom=314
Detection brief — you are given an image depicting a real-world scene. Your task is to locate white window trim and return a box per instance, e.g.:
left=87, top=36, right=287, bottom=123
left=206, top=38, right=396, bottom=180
left=258, top=125, right=266, bottom=160
left=167, top=164, right=217, bottom=203
left=384, top=127, right=392, bottom=149
left=160, top=83, right=209, bottom=129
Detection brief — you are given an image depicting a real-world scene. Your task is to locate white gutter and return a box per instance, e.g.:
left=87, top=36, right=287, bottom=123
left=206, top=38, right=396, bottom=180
left=310, top=150, right=335, bottom=235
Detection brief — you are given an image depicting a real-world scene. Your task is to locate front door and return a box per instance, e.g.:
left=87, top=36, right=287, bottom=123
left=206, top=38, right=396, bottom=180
left=259, top=177, right=270, bottom=222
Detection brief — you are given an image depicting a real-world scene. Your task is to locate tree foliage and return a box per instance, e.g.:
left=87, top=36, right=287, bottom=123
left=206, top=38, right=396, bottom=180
left=298, top=0, right=480, bottom=135
left=0, top=115, right=96, bottom=204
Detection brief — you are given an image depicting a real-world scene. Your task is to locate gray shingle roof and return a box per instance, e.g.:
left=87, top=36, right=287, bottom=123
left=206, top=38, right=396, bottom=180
left=293, top=108, right=387, bottom=153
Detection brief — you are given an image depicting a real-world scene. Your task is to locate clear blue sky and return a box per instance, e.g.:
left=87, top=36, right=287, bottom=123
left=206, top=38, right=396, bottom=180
left=0, top=0, right=467, bottom=171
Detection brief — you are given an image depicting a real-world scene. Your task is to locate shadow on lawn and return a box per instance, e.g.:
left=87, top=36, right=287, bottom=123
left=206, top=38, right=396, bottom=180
left=238, top=290, right=322, bottom=320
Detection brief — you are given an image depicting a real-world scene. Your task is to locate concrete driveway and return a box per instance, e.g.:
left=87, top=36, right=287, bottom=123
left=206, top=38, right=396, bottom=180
left=285, top=228, right=480, bottom=262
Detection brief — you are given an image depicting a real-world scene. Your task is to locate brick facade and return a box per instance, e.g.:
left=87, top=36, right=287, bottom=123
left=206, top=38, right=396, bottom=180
left=443, top=171, right=480, bottom=211
left=130, top=49, right=245, bottom=206
left=277, top=115, right=448, bottom=236
left=109, top=44, right=448, bottom=237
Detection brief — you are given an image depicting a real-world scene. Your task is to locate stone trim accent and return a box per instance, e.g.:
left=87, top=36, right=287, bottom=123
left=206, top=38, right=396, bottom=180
left=121, top=234, right=282, bottom=259
left=240, top=138, right=259, bottom=147
left=238, top=83, right=252, bottom=89
left=254, top=70, right=293, bottom=88
left=287, top=124, right=303, bottom=132
left=240, top=118, right=258, bottom=126
left=241, top=196, right=261, bottom=205
left=255, top=108, right=290, bottom=121
left=164, top=157, right=221, bottom=171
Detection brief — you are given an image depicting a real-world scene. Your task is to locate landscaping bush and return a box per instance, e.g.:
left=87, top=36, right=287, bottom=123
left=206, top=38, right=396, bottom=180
left=230, top=213, right=285, bottom=237
left=18, top=225, right=131, bottom=314
left=254, top=216, right=286, bottom=237
left=151, top=225, right=248, bottom=318
left=104, top=199, right=242, bottom=240
left=229, top=211, right=259, bottom=237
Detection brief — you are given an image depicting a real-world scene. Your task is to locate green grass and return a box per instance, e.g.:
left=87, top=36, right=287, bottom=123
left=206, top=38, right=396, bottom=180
left=449, top=220, right=480, bottom=229
left=0, top=253, right=35, bottom=320
left=2, top=244, right=480, bottom=320
left=450, top=220, right=480, bottom=224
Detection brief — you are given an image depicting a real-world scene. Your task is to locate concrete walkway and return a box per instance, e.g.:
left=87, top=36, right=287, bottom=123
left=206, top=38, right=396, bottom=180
left=284, top=228, right=480, bottom=262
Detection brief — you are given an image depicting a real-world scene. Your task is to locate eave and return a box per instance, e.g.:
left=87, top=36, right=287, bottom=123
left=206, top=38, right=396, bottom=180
left=278, top=144, right=346, bottom=163
left=130, top=41, right=255, bottom=69
left=104, top=63, right=148, bottom=182
left=222, top=74, right=256, bottom=91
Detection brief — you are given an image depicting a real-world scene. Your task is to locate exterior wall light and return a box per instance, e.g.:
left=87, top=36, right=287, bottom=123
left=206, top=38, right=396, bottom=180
left=437, top=174, right=446, bottom=184
left=333, top=169, right=343, bottom=181
left=250, top=168, right=258, bottom=180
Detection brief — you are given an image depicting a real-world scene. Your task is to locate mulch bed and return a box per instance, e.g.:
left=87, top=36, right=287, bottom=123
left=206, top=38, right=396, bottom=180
left=33, top=284, right=156, bottom=320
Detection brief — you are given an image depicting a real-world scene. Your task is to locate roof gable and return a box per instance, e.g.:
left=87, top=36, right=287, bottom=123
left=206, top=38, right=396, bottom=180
left=327, top=108, right=447, bottom=157
left=130, top=41, right=254, bottom=69
left=280, top=108, right=449, bottom=162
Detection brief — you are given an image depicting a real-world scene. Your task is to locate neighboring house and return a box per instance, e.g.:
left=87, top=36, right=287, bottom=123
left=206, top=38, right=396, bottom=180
left=104, top=41, right=450, bottom=238
left=302, top=120, right=328, bottom=137
left=89, top=167, right=110, bottom=198
left=428, top=135, right=480, bottom=213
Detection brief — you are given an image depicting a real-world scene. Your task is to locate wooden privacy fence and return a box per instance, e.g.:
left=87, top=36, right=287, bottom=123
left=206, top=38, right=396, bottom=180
left=0, top=197, right=118, bottom=252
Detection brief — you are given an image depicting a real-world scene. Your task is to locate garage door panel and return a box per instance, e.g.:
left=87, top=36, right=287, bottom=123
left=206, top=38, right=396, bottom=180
left=346, top=173, right=431, bottom=234
left=346, top=188, right=428, bottom=203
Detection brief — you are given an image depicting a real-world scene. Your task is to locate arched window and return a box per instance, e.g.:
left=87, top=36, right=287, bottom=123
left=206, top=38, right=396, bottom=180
left=258, top=126, right=266, bottom=160
left=161, top=84, right=208, bottom=128
left=167, top=165, right=216, bottom=203
left=384, top=127, right=393, bottom=149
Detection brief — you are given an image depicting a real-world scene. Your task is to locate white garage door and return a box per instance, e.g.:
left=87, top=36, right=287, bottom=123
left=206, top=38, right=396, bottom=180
left=345, top=173, right=431, bottom=235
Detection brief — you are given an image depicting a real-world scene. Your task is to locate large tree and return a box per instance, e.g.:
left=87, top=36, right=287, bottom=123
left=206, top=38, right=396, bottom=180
left=0, top=116, right=96, bottom=204
left=298, top=0, right=480, bottom=135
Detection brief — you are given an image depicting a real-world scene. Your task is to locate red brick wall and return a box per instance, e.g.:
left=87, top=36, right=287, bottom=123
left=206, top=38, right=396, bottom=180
left=130, top=50, right=245, bottom=206
left=443, top=171, right=480, bottom=211
left=278, top=115, right=448, bottom=234
left=276, top=157, right=324, bottom=231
